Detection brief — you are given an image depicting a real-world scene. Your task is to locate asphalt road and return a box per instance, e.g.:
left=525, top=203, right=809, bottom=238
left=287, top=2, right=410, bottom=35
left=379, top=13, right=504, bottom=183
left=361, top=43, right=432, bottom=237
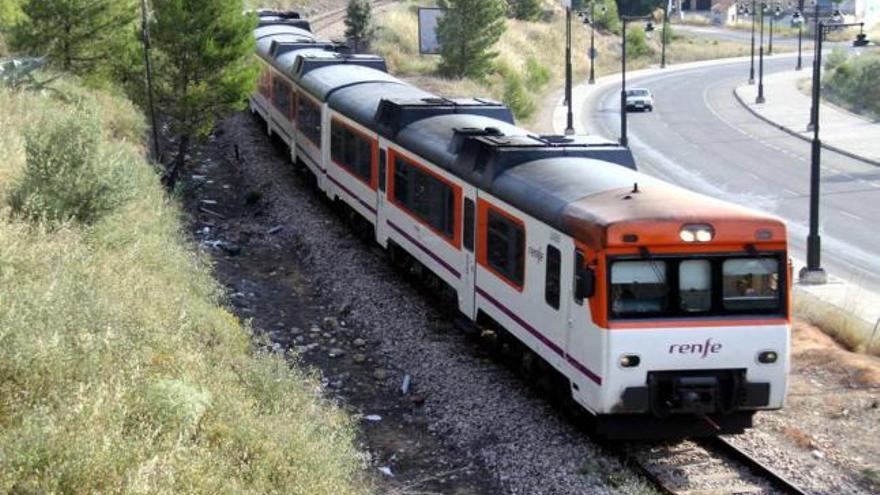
left=675, top=24, right=809, bottom=48
left=582, top=54, right=880, bottom=294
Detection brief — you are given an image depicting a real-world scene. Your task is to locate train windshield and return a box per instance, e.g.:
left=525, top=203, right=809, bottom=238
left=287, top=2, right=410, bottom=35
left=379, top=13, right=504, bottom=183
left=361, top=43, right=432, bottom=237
left=609, top=255, right=784, bottom=319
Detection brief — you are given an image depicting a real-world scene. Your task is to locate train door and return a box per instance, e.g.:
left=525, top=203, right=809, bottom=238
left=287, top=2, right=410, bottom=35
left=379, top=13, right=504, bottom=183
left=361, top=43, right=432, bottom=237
left=565, top=247, right=605, bottom=410
left=375, top=146, right=389, bottom=246
left=459, top=190, right=477, bottom=319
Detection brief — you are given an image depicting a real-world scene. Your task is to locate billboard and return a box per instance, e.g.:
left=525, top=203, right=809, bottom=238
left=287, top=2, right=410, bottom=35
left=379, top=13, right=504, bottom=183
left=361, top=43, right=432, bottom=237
left=418, top=7, right=445, bottom=55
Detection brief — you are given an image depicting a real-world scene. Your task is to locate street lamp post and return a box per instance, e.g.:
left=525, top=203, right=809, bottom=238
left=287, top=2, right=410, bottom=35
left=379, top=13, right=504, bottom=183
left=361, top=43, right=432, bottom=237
left=619, top=15, right=654, bottom=147
left=793, top=7, right=803, bottom=70
left=800, top=21, right=869, bottom=284
left=661, top=3, right=671, bottom=68
left=756, top=2, right=766, bottom=103
left=749, top=0, right=757, bottom=83
left=768, top=3, right=777, bottom=55
left=565, top=5, right=574, bottom=135
left=589, top=1, right=597, bottom=83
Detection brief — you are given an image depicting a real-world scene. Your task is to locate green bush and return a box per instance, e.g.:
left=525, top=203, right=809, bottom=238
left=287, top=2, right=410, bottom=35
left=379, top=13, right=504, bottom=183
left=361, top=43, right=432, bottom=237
left=824, top=52, right=880, bottom=118
left=524, top=56, right=550, bottom=91
left=824, top=47, right=848, bottom=71
left=498, top=61, right=536, bottom=119
left=625, top=25, right=654, bottom=58
left=7, top=105, right=137, bottom=224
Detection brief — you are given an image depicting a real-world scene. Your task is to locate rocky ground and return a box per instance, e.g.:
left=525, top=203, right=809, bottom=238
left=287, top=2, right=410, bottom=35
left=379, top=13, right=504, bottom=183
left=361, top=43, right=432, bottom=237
left=180, top=113, right=658, bottom=495
left=177, top=110, right=880, bottom=495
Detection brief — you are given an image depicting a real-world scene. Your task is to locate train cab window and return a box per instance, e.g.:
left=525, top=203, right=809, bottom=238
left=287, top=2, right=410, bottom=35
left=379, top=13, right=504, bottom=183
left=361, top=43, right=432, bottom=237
left=610, top=261, right=668, bottom=317
left=463, top=199, right=475, bottom=252
left=545, top=245, right=561, bottom=309
left=486, top=210, right=524, bottom=287
left=393, top=156, right=455, bottom=239
left=679, top=260, right=712, bottom=313
left=331, top=120, right=373, bottom=184
left=272, top=78, right=292, bottom=118
left=722, top=259, right=779, bottom=311
left=297, top=95, right=322, bottom=147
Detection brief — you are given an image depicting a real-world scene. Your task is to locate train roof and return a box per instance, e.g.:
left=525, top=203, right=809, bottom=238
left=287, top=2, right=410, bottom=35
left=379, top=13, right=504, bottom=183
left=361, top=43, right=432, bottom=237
left=298, top=64, right=397, bottom=100
left=294, top=53, right=388, bottom=77
left=328, top=83, right=436, bottom=130
left=254, top=24, right=314, bottom=41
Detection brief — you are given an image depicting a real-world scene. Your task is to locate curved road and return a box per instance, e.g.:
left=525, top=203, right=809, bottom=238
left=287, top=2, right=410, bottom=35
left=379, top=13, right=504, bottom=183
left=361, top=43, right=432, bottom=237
left=582, top=54, right=880, bottom=293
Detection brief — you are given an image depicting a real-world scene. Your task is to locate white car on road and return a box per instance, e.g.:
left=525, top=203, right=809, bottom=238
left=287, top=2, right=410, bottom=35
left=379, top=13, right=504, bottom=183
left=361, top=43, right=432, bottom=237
left=625, top=88, right=654, bottom=112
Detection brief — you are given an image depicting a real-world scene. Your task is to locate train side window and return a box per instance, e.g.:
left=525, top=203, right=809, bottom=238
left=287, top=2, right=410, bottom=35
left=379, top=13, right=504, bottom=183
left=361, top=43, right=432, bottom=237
left=330, top=120, right=373, bottom=184
left=297, top=95, right=322, bottom=147
left=463, top=198, right=475, bottom=252
left=272, top=78, right=291, bottom=118
left=393, top=156, right=455, bottom=239
left=486, top=210, right=524, bottom=287
left=545, top=245, right=561, bottom=309
left=378, top=149, right=386, bottom=192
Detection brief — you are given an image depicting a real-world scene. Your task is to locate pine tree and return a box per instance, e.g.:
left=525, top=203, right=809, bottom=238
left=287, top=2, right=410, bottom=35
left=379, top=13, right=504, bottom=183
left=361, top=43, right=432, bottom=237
left=10, top=0, right=136, bottom=77
left=344, top=0, right=373, bottom=53
left=437, top=0, right=507, bottom=79
left=508, top=0, right=542, bottom=21
left=149, top=0, right=258, bottom=187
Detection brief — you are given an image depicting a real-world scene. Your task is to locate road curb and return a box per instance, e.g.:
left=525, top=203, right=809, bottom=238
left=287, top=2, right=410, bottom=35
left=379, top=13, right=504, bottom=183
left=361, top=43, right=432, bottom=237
left=731, top=87, right=880, bottom=168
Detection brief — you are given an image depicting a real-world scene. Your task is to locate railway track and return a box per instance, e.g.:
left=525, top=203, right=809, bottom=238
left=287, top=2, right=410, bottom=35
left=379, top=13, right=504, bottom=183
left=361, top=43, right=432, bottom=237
left=616, top=436, right=809, bottom=495
left=309, top=0, right=396, bottom=34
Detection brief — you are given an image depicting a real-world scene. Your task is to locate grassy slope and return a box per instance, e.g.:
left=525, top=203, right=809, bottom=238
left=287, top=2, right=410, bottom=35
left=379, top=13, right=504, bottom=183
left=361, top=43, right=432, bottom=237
left=0, top=81, right=368, bottom=494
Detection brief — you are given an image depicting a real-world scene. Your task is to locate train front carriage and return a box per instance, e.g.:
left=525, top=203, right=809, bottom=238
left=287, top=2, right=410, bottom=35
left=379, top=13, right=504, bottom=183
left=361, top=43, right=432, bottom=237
left=560, top=178, right=790, bottom=438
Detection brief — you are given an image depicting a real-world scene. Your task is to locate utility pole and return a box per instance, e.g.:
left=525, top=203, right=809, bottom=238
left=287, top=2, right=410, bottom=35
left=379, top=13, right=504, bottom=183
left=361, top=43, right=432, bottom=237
left=141, top=0, right=161, bottom=161
left=565, top=4, right=574, bottom=135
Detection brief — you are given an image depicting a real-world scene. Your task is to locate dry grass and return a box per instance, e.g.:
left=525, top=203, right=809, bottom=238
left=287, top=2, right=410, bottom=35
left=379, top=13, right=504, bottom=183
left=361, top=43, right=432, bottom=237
left=0, top=80, right=369, bottom=494
left=793, top=291, right=880, bottom=357
left=781, top=425, right=814, bottom=449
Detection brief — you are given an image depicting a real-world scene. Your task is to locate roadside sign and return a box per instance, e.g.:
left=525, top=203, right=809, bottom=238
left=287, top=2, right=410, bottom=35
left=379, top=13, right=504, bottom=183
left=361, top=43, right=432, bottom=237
left=418, top=7, right=445, bottom=55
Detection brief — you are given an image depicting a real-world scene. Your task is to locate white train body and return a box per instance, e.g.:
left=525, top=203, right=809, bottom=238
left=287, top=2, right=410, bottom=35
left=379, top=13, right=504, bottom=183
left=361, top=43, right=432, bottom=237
left=248, top=11, right=791, bottom=438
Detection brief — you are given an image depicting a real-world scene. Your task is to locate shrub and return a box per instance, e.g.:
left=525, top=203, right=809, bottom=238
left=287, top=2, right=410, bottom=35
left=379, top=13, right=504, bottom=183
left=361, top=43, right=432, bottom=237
left=824, top=47, right=848, bottom=71
left=7, top=105, right=137, bottom=224
left=498, top=61, right=536, bottom=119
left=524, top=56, right=551, bottom=91
left=824, top=52, right=880, bottom=118
left=625, top=25, right=654, bottom=58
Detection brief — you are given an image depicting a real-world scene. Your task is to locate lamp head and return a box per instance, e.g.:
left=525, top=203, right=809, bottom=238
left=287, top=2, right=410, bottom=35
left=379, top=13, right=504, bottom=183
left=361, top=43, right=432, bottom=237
left=853, top=32, right=869, bottom=47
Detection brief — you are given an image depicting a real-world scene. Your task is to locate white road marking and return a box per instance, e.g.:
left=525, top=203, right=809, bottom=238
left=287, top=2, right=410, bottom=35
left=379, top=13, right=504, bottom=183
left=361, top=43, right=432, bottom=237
left=840, top=210, right=863, bottom=221
left=782, top=188, right=799, bottom=196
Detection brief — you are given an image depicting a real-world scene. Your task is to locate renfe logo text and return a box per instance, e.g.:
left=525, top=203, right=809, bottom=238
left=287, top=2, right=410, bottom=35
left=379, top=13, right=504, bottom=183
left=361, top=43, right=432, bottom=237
left=668, top=338, right=722, bottom=359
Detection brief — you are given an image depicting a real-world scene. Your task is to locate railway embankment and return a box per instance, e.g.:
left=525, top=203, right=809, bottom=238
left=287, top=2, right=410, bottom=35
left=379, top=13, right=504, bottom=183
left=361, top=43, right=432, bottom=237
left=0, top=81, right=367, bottom=494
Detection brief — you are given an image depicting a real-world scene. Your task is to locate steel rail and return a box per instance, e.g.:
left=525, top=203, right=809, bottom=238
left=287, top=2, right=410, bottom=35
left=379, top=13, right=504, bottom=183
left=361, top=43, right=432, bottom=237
left=702, top=435, right=810, bottom=495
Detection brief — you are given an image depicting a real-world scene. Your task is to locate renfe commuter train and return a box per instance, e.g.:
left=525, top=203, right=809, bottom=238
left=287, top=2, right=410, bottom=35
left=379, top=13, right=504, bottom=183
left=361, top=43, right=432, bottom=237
left=248, top=10, right=791, bottom=439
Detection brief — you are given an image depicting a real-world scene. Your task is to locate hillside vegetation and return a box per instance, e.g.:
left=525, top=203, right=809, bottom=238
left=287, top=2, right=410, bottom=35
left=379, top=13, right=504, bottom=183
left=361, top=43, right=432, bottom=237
left=823, top=48, right=880, bottom=120
left=372, top=1, right=763, bottom=127
left=0, top=80, right=367, bottom=494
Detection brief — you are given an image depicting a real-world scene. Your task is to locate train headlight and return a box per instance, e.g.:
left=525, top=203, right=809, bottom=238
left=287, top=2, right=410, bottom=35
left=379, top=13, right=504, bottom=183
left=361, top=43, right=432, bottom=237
left=757, top=350, right=779, bottom=364
left=619, top=354, right=641, bottom=368
left=680, top=224, right=715, bottom=243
